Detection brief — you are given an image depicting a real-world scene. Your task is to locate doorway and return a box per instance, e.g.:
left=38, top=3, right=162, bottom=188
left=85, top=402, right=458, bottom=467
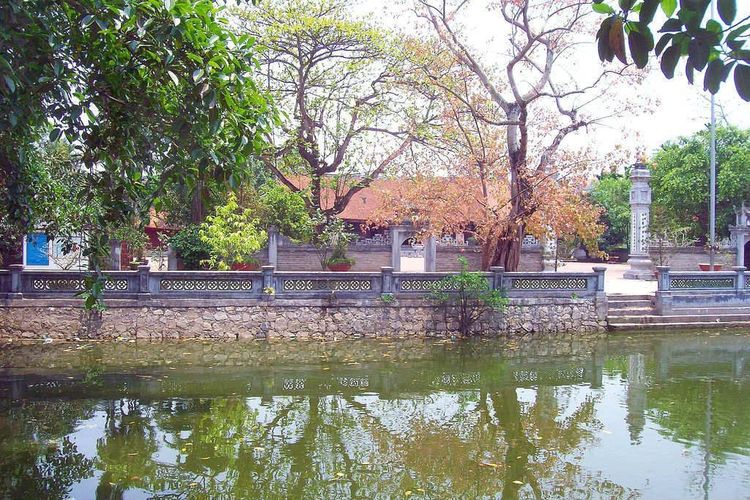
left=400, top=237, right=425, bottom=272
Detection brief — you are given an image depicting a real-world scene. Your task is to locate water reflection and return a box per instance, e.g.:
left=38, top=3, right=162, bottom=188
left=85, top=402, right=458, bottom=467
left=0, top=332, right=749, bottom=498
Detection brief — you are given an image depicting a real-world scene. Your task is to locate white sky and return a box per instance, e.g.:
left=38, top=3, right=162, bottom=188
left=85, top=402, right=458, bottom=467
left=359, top=0, right=750, bottom=163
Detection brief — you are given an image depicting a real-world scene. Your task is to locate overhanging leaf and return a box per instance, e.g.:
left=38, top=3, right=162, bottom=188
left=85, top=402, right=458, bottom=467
left=687, top=38, right=710, bottom=71
left=628, top=29, right=651, bottom=68
left=609, top=18, right=627, bottom=64
left=718, top=0, right=737, bottom=25
left=660, top=44, right=681, bottom=79
left=735, top=64, right=750, bottom=101
left=703, top=59, right=724, bottom=94
left=640, top=0, right=660, bottom=23
left=592, top=3, right=614, bottom=14
left=661, top=0, right=677, bottom=17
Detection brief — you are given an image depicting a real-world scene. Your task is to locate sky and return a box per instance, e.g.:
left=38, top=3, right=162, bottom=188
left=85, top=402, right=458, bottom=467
left=359, top=0, right=750, bottom=163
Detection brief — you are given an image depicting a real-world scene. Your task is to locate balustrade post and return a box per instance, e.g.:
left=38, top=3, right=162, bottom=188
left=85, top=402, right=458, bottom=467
left=489, top=266, right=504, bottom=291
left=591, top=266, right=607, bottom=321
left=381, top=266, right=394, bottom=294
left=8, top=264, right=23, bottom=299
left=734, top=266, right=747, bottom=292
left=262, top=266, right=275, bottom=295
left=592, top=266, right=606, bottom=292
left=656, top=266, right=671, bottom=291
left=654, top=266, right=672, bottom=315
left=137, top=264, right=151, bottom=300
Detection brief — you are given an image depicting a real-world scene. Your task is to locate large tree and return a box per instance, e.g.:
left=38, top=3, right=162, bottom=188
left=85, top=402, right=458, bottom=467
left=650, top=125, right=750, bottom=240
left=588, top=171, right=631, bottom=251
left=0, top=0, right=271, bottom=260
left=406, top=0, right=635, bottom=270
left=235, top=0, right=435, bottom=217
left=367, top=77, right=605, bottom=268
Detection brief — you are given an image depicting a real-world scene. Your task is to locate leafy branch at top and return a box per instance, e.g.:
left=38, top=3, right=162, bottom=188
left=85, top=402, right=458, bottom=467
left=593, top=0, right=750, bottom=100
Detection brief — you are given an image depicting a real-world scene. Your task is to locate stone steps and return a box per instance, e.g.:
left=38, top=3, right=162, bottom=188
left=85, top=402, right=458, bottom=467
left=609, top=319, right=750, bottom=331
left=610, top=307, right=654, bottom=315
left=606, top=292, right=750, bottom=331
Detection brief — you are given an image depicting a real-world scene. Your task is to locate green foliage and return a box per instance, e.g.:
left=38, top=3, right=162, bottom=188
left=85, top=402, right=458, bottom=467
left=168, top=225, right=210, bottom=270
left=111, top=223, right=149, bottom=261
left=235, top=0, right=417, bottom=216
left=430, top=257, right=508, bottom=336
left=0, top=0, right=272, bottom=261
left=648, top=206, right=697, bottom=265
left=311, top=215, right=356, bottom=269
left=199, top=194, right=267, bottom=270
left=0, top=140, right=103, bottom=267
left=379, top=292, right=395, bottom=304
left=589, top=172, right=631, bottom=251
left=650, top=126, right=750, bottom=240
left=256, top=183, right=313, bottom=242
left=75, top=274, right=108, bottom=314
left=592, top=0, right=750, bottom=99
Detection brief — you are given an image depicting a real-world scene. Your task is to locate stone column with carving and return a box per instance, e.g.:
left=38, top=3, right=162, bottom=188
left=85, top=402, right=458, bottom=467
left=731, top=202, right=749, bottom=267
left=624, top=162, right=655, bottom=280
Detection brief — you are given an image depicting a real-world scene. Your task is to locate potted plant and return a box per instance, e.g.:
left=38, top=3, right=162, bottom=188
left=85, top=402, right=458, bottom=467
left=326, top=245, right=355, bottom=271
left=168, top=225, right=211, bottom=270
left=312, top=216, right=356, bottom=271
left=199, top=194, right=267, bottom=271
left=112, top=223, right=149, bottom=270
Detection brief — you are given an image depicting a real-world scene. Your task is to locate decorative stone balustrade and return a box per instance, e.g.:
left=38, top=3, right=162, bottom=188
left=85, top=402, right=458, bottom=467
left=655, top=266, right=750, bottom=314
left=0, top=265, right=606, bottom=301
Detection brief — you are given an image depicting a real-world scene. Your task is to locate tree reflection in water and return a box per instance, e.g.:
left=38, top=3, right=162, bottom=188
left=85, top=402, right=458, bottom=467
left=0, top=332, right=748, bottom=498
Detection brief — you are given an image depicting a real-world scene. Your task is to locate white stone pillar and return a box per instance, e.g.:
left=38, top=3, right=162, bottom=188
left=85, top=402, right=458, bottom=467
left=732, top=202, right=749, bottom=267
left=425, top=235, right=437, bottom=272
left=268, top=226, right=278, bottom=267
left=624, top=163, right=655, bottom=280
left=390, top=226, right=401, bottom=271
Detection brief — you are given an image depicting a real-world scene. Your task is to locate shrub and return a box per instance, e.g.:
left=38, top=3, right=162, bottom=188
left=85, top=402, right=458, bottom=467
left=168, top=225, right=210, bottom=270
left=199, top=194, right=267, bottom=270
left=430, top=257, right=508, bottom=336
left=258, top=183, right=313, bottom=242
left=312, top=216, right=355, bottom=269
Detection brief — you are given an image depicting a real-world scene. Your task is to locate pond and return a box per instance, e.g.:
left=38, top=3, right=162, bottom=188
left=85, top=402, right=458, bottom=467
left=0, top=332, right=749, bottom=499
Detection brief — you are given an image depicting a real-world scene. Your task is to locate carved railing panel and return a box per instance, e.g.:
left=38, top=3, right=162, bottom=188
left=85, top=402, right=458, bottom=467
left=282, top=279, right=372, bottom=292
left=510, top=277, right=588, bottom=290
left=160, top=279, right=253, bottom=292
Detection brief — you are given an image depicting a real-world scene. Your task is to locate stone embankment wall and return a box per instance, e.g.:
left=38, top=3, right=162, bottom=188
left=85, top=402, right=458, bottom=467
left=0, top=297, right=605, bottom=341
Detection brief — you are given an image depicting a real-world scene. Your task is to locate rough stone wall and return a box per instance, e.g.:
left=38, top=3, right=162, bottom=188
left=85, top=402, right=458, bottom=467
left=0, top=297, right=605, bottom=341
left=649, top=247, right=735, bottom=270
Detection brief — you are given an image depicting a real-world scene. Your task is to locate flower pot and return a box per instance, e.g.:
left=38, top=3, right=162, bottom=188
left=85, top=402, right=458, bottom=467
left=128, top=262, right=140, bottom=271
left=327, top=262, right=353, bottom=272
left=231, top=262, right=260, bottom=271
left=699, top=263, right=722, bottom=271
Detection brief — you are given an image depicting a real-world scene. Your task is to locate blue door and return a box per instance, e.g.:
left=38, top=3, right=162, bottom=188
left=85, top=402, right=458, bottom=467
left=26, top=233, right=49, bottom=266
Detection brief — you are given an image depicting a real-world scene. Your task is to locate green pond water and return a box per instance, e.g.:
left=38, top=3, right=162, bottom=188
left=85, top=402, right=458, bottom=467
left=0, top=332, right=749, bottom=499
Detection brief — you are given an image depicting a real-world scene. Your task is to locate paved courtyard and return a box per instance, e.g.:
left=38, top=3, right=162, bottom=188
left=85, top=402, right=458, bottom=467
left=557, top=261, right=656, bottom=295
left=402, top=257, right=656, bottom=296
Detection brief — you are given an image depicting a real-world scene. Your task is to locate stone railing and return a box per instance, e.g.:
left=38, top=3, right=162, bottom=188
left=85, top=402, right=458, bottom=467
left=1, top=264, right=606, bottom=301
left=655, top=265, right=749, bottom=314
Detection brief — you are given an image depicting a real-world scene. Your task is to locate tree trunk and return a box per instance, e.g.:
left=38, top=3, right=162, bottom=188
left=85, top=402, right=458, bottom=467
left=491, top=229, right=523, bottom=271
left=190, top=180, right=208, bottom=224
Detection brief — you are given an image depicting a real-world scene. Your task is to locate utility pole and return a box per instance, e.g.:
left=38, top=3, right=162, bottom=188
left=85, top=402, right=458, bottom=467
left=709, top=1, right=717, bottom=270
